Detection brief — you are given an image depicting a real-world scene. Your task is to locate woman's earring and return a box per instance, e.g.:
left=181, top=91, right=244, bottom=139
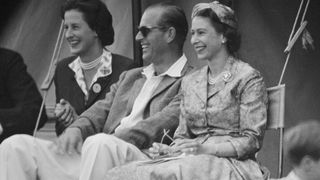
left=222, top=40, right=226, bottom=43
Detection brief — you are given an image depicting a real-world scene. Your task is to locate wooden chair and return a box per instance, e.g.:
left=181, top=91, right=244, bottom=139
left=266, top=84, right=286, bottom=178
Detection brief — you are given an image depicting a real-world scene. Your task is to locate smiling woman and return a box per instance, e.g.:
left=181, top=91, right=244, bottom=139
left=53, top=0, right=137, bottom=135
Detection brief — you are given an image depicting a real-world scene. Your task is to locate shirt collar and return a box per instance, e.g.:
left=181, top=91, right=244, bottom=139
left=141, top=54, right=187, bottom=79
left=68, top=49, right=112, bottom=99
left=69, top=49, right=112, bottom=77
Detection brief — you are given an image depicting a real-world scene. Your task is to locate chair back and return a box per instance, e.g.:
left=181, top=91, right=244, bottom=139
left=266, top=84, right=286, bottom=178
left=267, top=84, right=285, bottom=130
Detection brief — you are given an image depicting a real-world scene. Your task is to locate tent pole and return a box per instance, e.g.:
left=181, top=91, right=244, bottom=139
left=132, top=0, right=142, bottom=66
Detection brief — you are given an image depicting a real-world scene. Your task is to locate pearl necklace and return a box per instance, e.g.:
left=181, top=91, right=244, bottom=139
left=79, top=55, right=102, bottom=70
left=208, top=73, right=220, bottom=85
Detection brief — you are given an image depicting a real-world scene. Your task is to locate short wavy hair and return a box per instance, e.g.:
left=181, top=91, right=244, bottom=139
left=192, top=8, right=241, bottom=55
left=61, top=0, right=114, bottom=46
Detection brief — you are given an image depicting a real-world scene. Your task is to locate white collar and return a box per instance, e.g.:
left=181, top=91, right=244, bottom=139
left=142, top=54, right=187, bottom=78
left=285, top=171, right=301, bottom=180
left=69, top=49, right=112, bottom=77
left=68, top=49, right=112, bottom=99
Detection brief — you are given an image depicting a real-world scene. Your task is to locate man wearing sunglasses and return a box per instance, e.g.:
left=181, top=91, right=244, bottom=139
left=0, top=2, right=192, bottom=180
left=74, top=2, right=193, bottom=180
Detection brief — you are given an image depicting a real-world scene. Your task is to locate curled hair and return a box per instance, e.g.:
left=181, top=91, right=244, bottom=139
left=194, top=8, right=241, bottom=55
left=61, top=0, right=114, bottom=46
left=147, top=2, right=188, bottom=51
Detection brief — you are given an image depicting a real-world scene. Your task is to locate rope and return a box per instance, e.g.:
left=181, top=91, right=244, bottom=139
left=288, top=0, right=304, bottom=44
left=41, top=20, right=65, bottom=90
left=33, top=91, right=48, bottom=137
left=278, top=0, right=310, bottom=85
left=33, top=20, right=65, bottom=137
left=301, top=0, right=310, bottom=24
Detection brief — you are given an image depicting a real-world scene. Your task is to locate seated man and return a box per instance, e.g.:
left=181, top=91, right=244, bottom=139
left=279, top=120, right=320, bottom=180
left=54, top=0, right=136, bottom=135
left=0, top=2, right=192, bottom=180
left=0, top=48, right=47, bottom=142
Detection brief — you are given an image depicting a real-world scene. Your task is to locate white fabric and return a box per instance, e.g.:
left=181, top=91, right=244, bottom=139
left=114, top=54, right=187, bottom=133
left=79, top=133, right=149, bottom=180
left=0, top=134, right=80, bottom=180
left=279, top=171, right=301, bottom=180
left=68, top=49, right=112, bottom=101
left=0, top=123, right=3, bottom=135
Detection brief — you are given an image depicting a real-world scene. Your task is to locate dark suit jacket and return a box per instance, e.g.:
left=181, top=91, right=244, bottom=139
left=54, top=53, right=136, bottom=135
left=70, top=62, right=194, bottom=149
left=0, top=48, right=47, bottom=142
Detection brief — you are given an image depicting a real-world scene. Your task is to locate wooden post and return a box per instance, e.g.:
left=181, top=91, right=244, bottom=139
left=131, top=0, right=143, bottom=66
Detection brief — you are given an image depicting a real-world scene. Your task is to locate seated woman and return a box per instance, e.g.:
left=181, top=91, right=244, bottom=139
left=54, top=0, right=136, bottom=135
left=104, top=1, right=268, bottom=180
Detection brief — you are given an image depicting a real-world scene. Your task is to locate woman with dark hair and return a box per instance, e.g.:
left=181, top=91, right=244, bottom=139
left=54, top=0, right=136, bottom=135
left=0, top=0, right=135, bottom=180
left=104, top=1, right=268, bottom=180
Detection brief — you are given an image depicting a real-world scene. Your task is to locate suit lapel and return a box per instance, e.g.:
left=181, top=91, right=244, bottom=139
left=150, top=76, right=176, bottom=100
left=207, top=78, right=226, bottom=99
left=150, top=63, right=192, bottom=100
left=207, top=58, right=235, bottom=99
left=127, top=76, right=146, bottom=110
left=191, top=66, right=208, bottom=104
left=191, top=57, right=236, bottom=102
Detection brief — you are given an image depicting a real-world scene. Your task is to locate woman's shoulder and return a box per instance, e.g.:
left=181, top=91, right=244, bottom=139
left=232, top=59, right=267, bottom=93
left=181, top=65, right=207, bottom=89
left=232, top=58, right=263, bottom=80
left=183, top=65, right=207, bottom=80
left=111, top=53, right=138, bottom=69
left=111, top=53, right=132, bottom=62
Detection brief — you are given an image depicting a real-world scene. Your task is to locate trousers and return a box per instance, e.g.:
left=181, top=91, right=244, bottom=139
left=80, top=133, right=149, bottom=180
left=0, top=133, right=149, bottom=180
left=0, top=134, right=80, bottom=180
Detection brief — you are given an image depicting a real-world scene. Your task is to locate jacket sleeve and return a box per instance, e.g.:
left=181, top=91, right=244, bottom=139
left=228, top=70, right=268, bottom=159
left=69, top=71, right=127, bottom=140
left=0, top=51, right=47, bottom=138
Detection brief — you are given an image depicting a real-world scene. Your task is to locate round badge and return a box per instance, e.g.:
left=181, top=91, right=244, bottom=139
left=93, top=83, right=101, bottom=93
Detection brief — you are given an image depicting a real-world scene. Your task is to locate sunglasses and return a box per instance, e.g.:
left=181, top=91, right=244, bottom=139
left=137, top=26, right=166, bottom=37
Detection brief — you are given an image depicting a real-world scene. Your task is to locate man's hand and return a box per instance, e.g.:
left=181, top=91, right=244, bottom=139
left=53, top=128, right=83, bottom=155
left=54, top=99, right=78, bottom=126
left=0, top=123, right=3, bottom=135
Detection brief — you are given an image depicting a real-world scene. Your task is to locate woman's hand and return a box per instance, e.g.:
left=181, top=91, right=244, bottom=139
left=172, top=139, right=205, bottom=155
left=148, top=142, right=172, bottom=158
left=54, top=99, right=78, bottom=126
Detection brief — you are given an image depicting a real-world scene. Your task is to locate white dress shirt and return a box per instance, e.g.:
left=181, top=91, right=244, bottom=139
left=68, top=49, right=112, bottom=101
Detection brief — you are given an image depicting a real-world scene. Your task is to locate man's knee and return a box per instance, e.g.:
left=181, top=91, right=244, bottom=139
left=1, top=134, right=33, bottom=150
left=83, top=133, right=120, bottom=148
